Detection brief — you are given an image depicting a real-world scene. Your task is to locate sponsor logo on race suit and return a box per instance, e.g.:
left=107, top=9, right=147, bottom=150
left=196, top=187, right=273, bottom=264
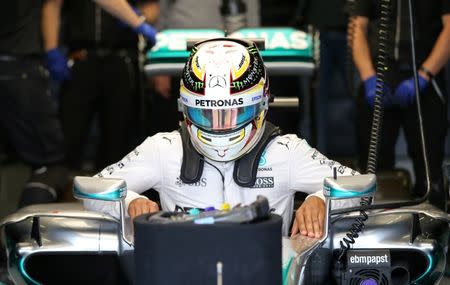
left=175, top=177, right=208, bottom=187
left=257, top=151, right=272, bottom=171
left=251, top=177, right=274, bottom=188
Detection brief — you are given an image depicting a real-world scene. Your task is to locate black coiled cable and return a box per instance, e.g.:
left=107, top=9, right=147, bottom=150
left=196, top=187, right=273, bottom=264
left=337, top=0, right=392, bottom=263
left=328, top=0, right=432, bottom=216
left=367, top=0, right=391, bottom=175
left=337, top=197, right=370, bottom=261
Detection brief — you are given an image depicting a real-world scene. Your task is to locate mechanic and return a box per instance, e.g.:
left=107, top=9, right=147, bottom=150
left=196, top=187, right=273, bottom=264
left=350, top=0, right=450, bottom=210
left=0, top=0, right=69, bottom=207
left=85, top=38, right=359, bottom=238
left=0, top=0, right=158, bottom=207
left=296, top=0, right=350, bottom=155
left=44, top=0, right=159, bottom=172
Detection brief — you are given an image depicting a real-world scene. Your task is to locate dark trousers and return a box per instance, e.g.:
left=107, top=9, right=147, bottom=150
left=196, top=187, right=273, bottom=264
left=0, top=58, right=65, bottom=166
left=357, top=72, right=448, bottom=209
left=0, top=57, right=67, bottom=207
left=60, top=51, right=141, bottom=171
left=315, top=29, right=352, bottom=155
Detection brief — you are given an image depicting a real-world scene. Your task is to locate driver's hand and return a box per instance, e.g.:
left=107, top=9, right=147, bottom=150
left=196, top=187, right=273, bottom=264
left=291, top=196, right=325, bottom=239
left=128, top=198, right=159, bottom=220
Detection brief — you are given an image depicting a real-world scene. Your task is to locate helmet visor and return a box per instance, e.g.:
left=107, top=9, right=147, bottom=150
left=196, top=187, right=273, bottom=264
left=185, top=104, right=261, bottom=132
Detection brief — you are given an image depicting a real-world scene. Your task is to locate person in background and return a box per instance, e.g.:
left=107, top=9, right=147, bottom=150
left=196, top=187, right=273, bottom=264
left=296, top=0, right=352, bottom=155
left=0, top=0, right=156, bottom=207
left=43, top=0, right=159, bottom=173
left=0, top=0, right=68, bottom=207
left=350, top=0, right=450, bottom=210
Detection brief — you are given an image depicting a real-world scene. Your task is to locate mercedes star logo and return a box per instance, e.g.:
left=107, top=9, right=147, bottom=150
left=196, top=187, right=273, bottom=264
left=208, top=75, right=226, bottom=88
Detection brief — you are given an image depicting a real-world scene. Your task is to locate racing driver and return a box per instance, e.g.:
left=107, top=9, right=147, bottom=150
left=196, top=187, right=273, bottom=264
left=85, top=38, right=359, bottom=238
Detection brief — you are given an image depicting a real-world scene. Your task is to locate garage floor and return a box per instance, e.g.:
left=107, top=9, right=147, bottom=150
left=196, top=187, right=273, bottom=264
left=0, top=162, right=30, bottom=220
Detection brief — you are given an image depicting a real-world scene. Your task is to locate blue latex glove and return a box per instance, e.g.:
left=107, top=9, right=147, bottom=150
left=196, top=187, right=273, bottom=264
left=363, top=75, right=393, bottom=108
left=134, top=22, right=157, bottom=47
left=45, top=48, right=70, bottom=82
left=117, top=6, right=157, bottom=47
left=393, top=75, right=428, bottom=107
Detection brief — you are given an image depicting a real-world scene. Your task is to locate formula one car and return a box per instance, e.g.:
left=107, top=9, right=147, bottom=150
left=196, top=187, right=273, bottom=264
left=0, top=172, right=448, bottom=285
left=1, top=27, right=449, bottom=285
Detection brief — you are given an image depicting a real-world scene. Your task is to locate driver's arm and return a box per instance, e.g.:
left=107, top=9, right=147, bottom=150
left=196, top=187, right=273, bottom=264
left=83, top=136, right=164, bottom=219
left=291, top=189, right=360, bottom=239
left=291, top=195, right=325, bottom=239
left=288, top=138, right=360, bottom=238
left=128, top=197, right=159, bottom=220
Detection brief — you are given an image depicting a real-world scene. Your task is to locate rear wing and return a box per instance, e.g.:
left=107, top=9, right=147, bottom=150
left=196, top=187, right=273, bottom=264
left=145, top=27, right=315, bottom=77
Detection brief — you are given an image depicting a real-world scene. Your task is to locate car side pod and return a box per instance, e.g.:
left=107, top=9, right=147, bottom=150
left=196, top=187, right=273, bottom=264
left=286, top=174, right=377, bottom=285
left=73, top=176, right=132, bottom=246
